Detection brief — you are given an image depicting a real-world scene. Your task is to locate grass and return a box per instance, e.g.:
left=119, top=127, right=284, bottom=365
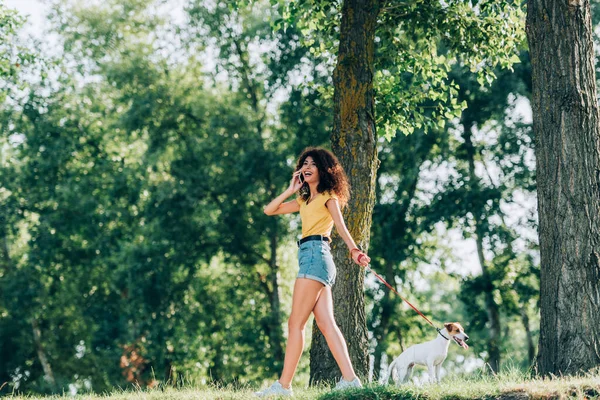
left=4, top=370, right=600, bottom=400
left=319, top=370, right=600, bottom=400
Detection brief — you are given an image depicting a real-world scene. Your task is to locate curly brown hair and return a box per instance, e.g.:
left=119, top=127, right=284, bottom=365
left=295, top=147, right=350, bottom=208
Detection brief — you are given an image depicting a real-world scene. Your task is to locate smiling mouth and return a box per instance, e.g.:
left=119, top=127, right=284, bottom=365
left=454, top=337, right=469, bottom=349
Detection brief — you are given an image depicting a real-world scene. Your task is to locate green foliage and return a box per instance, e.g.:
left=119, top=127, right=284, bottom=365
left=0, top=2, right=24, bottom=75
left=0, top=0, right=36, bottom=101
left=366, top=42, right=537, bottom=376
left=1, top=0, right=333, bottom=393
left=274, top=0, right=525, bottom=139
left=426, top=54, right=537, bottom=370
left=0, top=0, right=540, bottom=395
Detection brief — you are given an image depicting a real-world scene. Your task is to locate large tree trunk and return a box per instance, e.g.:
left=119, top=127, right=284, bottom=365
left=309, top=0, right=381, bottom=384
left=463, top=121, right=502, bottom=373
left=526, top=0, right=600, bottom=375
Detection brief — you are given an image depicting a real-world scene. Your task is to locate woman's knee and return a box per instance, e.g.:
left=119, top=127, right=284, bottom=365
left=288, top=315, right=307, bottom=332
left=315, top=317, right=338, bottom=337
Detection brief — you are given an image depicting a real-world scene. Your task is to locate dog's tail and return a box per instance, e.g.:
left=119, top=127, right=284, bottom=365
left=383, top=357, right=397, bottom=385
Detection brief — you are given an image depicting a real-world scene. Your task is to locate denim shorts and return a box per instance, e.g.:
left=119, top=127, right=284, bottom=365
left=297, top=240, right=336, bottom=286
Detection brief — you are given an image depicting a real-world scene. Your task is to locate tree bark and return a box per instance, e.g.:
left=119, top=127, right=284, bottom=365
left=31, top=318, right=57, bottom=390
left=463, top=121, right=502, bottom=373
left=309, top=0, right=381, bottom=384
left=526, top=0, right=600, bottom=375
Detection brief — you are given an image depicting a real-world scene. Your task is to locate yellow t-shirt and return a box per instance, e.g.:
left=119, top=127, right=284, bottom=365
left=296, top=191, right=338, bottom=238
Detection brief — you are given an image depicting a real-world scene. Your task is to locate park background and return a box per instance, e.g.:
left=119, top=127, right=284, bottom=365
left=1, top=0, right=599, bottom=397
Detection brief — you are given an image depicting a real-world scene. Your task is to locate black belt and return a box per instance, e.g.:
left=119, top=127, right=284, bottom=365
left=297, top=235, right=330, bottom=247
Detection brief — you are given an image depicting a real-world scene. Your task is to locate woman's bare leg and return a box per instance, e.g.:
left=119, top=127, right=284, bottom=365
left=313, top=286, right=357, bottom=381
left=278, top=278, right=324, bottom=388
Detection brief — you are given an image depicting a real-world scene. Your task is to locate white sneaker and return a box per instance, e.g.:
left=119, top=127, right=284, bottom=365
left=254, top=380, right=293, bottom=397
left=334, top=376, right=363, bottom=390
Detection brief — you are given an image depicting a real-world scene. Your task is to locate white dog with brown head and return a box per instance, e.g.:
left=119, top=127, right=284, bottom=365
left=384, top=322, right=469, bottom=385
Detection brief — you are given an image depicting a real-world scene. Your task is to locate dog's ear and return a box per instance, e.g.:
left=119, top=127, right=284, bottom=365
left=444, top=323, right=454, bottom=332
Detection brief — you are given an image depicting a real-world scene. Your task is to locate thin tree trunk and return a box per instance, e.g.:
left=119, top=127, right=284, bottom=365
left=371, top=175, right=419, bottom=379
left=463, top=121, right=502, bottom=373
left=520, top=307, right=536, bottom=366
left=165, top=358, right=173, bottom=384
left=268, top=231, right=285, bottom=369
left=208, top=333, right=224, bottom=383
left=309, top=0, right=381, bottom=384
left=0, top=224, right=11, bottom=273
left=526, top=0, right=600, bottom=375
left=474, top=227, right=501, bottom=373
left=31, top=318, right=57, bottom=390
left=231, top=35, right=285, bottom=370
left=371, top=264, right=395, bottom=381
left=371, top=131, right=439, bottom=379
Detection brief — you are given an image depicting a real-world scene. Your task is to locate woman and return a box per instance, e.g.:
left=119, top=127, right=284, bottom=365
left=256, top=147, right=370, bottom=397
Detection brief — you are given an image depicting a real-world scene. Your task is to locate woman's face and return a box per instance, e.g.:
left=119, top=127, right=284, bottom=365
left=301, top=156, right=319, bottom=184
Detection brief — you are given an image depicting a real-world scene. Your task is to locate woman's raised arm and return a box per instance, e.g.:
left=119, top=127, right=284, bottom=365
left=264, top=170, right=303, bottom=216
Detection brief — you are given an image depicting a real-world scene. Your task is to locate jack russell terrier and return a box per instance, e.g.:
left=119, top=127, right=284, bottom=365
left=384, top=322, right=469, bottom=385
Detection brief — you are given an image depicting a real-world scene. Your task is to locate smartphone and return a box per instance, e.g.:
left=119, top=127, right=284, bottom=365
left=299, top=173, right=305, bottom=183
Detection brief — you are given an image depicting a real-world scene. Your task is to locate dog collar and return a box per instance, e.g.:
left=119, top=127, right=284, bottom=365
left=436, top=328, right=450, bottom=341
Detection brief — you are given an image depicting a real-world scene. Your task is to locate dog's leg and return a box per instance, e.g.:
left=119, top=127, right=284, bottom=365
left=435, top=363, right=442, bottom=383
left=405, top=364, right=414, bottom=383
left=396, top=366, right=408, bottom=386
left=427, top=361, right=436, bottom=383
left=385, top=358, right=397, bottom=385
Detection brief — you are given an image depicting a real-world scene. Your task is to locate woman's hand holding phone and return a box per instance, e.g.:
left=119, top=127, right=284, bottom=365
left=288, top=170, right=304, bottom=193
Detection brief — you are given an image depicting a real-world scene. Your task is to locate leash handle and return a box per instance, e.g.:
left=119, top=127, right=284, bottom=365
left=364, top=264, right=438, bottom=329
